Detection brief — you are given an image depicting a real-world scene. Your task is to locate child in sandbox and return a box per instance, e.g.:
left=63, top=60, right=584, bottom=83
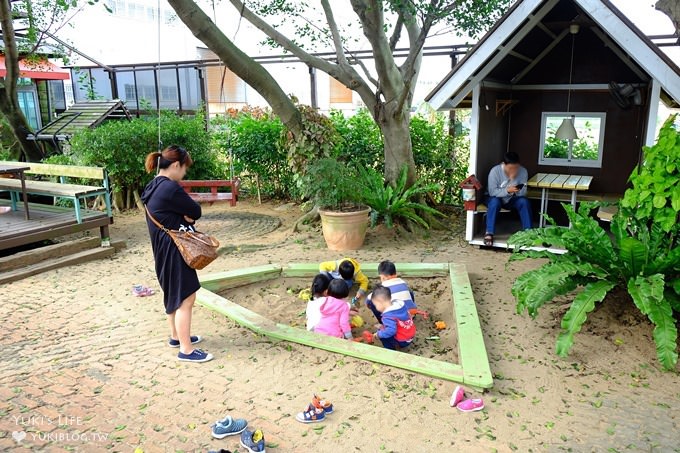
left=314, top=279, right=353, bottom=340
left=319, top=258, right=369, bottom=306
left=366, top=260, right=416, bottom=323
left=370, top=285, right=416, bottom=350
left=306, top=274, right=331, bottom=331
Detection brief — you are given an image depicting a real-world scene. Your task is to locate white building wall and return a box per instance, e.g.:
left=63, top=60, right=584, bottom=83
left=56, top=0, right=677, bottom=114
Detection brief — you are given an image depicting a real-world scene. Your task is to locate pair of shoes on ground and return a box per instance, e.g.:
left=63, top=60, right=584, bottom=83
left=132, top=284, right=155, bottom=297
left=295, top=395, right=333, bottom=423
left=168, top=335, right=214, bottom=363
left=210, top=416, right=266, bottom=453
left=450, top=386, right=484, bottom=412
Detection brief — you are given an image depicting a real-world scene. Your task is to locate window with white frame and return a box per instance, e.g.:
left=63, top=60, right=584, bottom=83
left=539, top=112, right=606, bottom=168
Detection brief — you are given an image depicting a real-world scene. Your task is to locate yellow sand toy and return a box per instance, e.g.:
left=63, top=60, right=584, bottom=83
left=298, top=288, right=312, bottom=301
left=350, top=315, right=364, bottom=328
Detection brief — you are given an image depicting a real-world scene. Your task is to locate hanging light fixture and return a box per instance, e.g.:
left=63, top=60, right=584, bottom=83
left=555, top=24, right=580, bottom=141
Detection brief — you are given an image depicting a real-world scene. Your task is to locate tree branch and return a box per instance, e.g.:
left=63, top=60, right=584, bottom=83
left=228, top=0, right=376, bottom=108
left=347, top=53, right=379, bottom=87
left=0, top=0, right=21, bottom=101
left=655, top=0, right=680, bottom=36
left=389, top=14, right=404, bottom=51
left=349, top=0, right=404, bottom=99
left=167, top=0, right=302, bottom=134
left=320, top=0, right=348, bottom=66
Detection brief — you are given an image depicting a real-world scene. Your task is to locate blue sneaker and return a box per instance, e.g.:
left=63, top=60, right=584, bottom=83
left=177, top=348, right=213, bottom=363
left=240, top=429, right=266, bottom=453
left=168, top=335, right=202, bottom=348
left=211, top=416, right=248, bottom=439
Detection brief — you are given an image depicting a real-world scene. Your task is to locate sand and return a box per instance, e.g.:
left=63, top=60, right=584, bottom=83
left=218, top=276, right=457, bottom=363
left=1, top=200, right=679, bottom=453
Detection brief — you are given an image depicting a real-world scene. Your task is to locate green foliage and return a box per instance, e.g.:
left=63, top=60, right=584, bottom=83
left=68, top=112, right=221, bottom=208
left=330, top=109, right=383, bottom=169
left=621, top=116, right=680, bottom=233
left=299, top=158, right=358, bottom=210
left=330, top=108, right=470, bottom=204
left=209, top=107, right=469, bottom=203
left=543, top=119, right=600, bottom=161
left=356, top=165, right=444, bottom=229
left=509, top=116, right=680, bottom=371
left=212, top=109, right=294, bottom=199
left=556, top=281, right=615, bottom=356
left=0, top=115, right=18, bottom=159
left=284, top=105, right=340, bottom=175
left=411, top=112, right=470, bottom=204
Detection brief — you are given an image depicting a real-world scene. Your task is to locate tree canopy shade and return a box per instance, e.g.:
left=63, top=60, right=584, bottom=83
left=167, top=0, right=512, bottom=185
left=0, top=0, right=80, bottom=161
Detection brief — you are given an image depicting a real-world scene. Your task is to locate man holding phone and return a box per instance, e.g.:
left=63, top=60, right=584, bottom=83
left=484, top=152, right=532, bottom=246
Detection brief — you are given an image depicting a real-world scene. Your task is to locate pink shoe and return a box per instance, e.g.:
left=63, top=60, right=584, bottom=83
left=450, top=386, right=465, bottom=407
left=132, top=285, right=155, bottom=297
left=457, top=398, right=484, bottom=412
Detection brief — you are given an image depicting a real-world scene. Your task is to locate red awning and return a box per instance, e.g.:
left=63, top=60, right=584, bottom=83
left=0, top=56, right=70, bottom=80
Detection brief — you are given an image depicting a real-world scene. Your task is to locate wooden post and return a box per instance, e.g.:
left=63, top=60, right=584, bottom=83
left=309, top=66, right=318, bottom=109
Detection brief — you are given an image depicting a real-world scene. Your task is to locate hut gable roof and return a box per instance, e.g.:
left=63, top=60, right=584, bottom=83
left=426, top=0, right=680, bottom=109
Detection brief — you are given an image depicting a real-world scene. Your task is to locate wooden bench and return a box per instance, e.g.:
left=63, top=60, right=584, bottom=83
left=179, top=180, right=239, bottom=206
left=0, top=161, right=112, bottom=224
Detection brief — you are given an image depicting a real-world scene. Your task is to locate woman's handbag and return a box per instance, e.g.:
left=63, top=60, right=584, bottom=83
left=144, top=206, right=219, bottom=270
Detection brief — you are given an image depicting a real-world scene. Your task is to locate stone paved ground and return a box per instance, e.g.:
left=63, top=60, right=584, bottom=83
left=1, top=202, right=679, bottom=453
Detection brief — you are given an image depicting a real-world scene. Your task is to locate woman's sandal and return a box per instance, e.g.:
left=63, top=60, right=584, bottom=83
left=483, top=234, right=494, bottom=246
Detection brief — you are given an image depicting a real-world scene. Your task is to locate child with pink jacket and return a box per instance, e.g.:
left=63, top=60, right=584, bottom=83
left=314, top=279, right=353, bottom=339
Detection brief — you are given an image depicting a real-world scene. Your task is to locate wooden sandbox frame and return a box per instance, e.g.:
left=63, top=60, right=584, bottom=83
left=197, top=263, right=493, bottom=389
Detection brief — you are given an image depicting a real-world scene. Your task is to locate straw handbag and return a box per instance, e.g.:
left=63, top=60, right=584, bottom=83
left=145, top=206, right=219, bottom=270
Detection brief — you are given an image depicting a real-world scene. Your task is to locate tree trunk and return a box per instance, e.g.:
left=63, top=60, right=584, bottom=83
left=0, top=0, right=44, bottom=162
left=167, top=0, right=303, bottom=137
left=656, top=0, right=680, bottom=35
left=133, top=188, right=144, bottom=210
left=0, top=106, right=42, bottom=161
left=378, top=111, right=417, bottom=187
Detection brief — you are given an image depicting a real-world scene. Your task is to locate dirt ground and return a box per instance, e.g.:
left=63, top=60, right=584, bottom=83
left=1, top=200, right=679, bottom=453
left=218, top=276, right=457, bottom=363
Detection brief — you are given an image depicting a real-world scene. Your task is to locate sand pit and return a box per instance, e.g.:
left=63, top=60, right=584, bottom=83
left=218, top=276, right=459, bottom=363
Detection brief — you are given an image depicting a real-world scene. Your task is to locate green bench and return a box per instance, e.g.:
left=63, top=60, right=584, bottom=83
left=0, top=161, right=112, bottom=223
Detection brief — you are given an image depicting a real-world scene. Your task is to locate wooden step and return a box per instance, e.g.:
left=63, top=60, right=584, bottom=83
left=0, top=247, right=115, bottom=284
left=0, top=237, right=100, bottom=272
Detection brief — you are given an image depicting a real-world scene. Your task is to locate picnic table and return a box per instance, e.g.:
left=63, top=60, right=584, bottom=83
left=0, top=164, right=30, bottom=220
left=527, top=173, right=593, bottom=227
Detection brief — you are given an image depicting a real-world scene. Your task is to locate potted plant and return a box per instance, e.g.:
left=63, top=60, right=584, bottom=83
left=302, top=158, right=370, bottom=251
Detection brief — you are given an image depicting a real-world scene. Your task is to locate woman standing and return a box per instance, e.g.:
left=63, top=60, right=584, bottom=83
left=141, top=145, right=213, bottom=363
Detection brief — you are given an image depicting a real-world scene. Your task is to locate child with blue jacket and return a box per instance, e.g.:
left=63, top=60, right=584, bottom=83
left=370, top=285, right=416, bottom=350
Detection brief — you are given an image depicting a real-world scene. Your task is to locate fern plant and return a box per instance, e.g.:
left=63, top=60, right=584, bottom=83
left=509, top=116, right=680, bottom=371
left=356, top=165, right=443, bottom=228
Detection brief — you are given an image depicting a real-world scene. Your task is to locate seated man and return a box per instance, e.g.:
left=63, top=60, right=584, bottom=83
left=485, top=152, right=532, bottom=246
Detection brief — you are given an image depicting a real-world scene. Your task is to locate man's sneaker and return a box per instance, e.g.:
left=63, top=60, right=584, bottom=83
left=177, top=349, right=213, bottom=363
left=450, top=385, right=465, bottom=407
left=240, top=429, right=266, bottom=453
left=211, top=416, right=248, bottom=439
left=311, top=394, right=333, bottom=414
left=295, top=406, right=326, bottom=423
left=457, top=398, right=484, bottom=412
left=168, top=335, right=202, bottom=348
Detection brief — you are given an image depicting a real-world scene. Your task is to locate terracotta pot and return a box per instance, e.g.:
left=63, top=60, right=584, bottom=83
left=319, top=207, right=370, bottom=251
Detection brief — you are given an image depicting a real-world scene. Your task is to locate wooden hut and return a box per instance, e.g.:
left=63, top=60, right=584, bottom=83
left=425, top=0, right=680, bottom=248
